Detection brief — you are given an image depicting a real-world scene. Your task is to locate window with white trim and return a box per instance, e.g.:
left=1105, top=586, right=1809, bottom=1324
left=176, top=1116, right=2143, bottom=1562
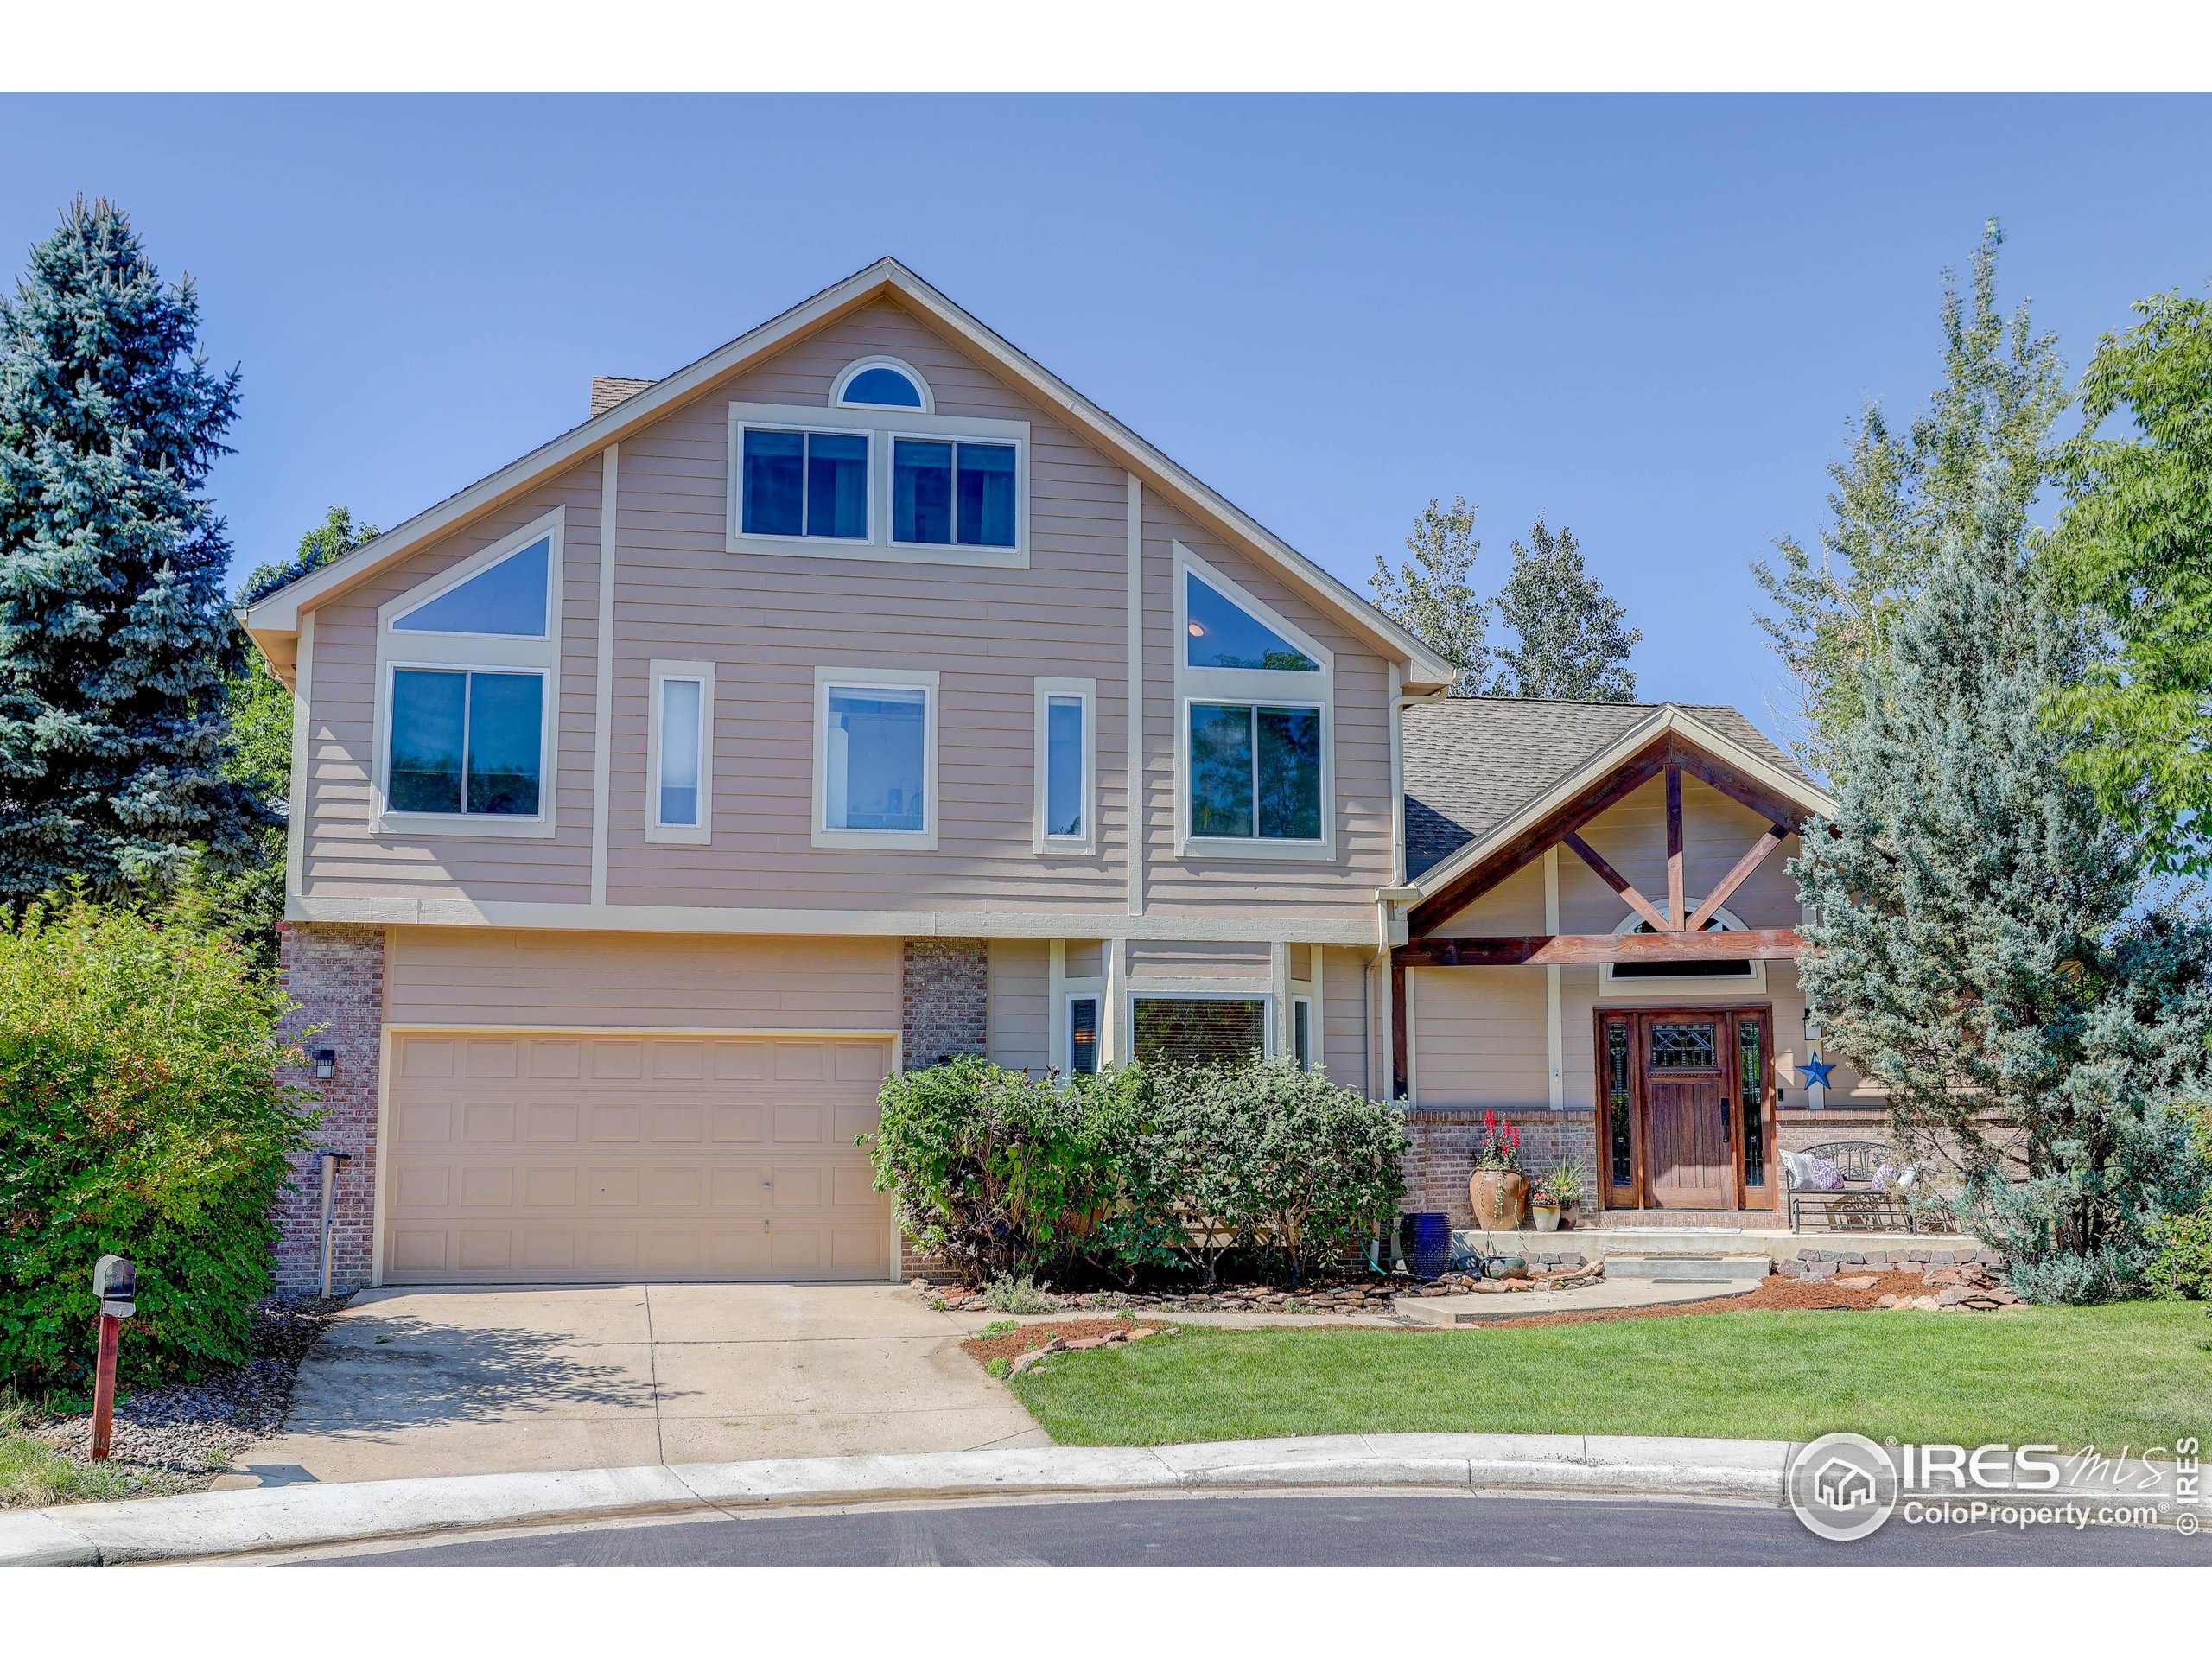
left=1185, top=570, right=1319, bottom=671
left=892, top=438, right=1018, bottom=550
left=1034, top=678, right=1095, bottom=854
left=1292, top=995, right=1314, bottom=1071
left=648, top=661, right=714, bottom=843
left=1602, top=903, right=1765, bottom=988
left=375, top=510, right=563, bottom=835
left=813, top=668, right=938, bottom=849
left=738, top=426, right=870, bottom=541
left=1131, top=996, right=1269, bottom=1066
left=1189, top=702, right=1323, bottom=840
left=833, top=356, right=931, bottom=411
left=1065, top=995, right=1100, bottom=1077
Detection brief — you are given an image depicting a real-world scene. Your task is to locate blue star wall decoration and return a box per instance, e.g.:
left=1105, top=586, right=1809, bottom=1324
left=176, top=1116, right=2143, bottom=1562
left=1796, top=1054, right=1837, bottom=1089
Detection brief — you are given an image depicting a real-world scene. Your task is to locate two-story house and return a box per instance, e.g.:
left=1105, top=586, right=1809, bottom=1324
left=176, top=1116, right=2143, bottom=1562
left=241, top=258, right=1872, bottom=1295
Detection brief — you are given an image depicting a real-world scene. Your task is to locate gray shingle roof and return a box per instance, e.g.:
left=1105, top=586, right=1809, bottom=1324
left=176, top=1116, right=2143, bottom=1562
left=590, top=376, right=657, bottom=417
left=1402, top=697, right=1813, bottom=878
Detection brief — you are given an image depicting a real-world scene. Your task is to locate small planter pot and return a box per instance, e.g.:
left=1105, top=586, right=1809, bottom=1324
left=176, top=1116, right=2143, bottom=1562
left=1530, top=1199, right=1562, bottom=1234
left=1469, top=1168, right=1528, bottom=1231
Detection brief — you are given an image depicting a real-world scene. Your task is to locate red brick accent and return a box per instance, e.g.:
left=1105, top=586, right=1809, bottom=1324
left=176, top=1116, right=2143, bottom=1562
left=271, top=922, right=385, bottom=1296
left=901, top=938, right=987, bottom=1069
left=1401, top=1109, right=1602, bottom=1228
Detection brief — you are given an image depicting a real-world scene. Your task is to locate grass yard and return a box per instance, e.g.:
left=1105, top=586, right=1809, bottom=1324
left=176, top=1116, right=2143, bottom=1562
left=1008, top=1302, right=2212, bottom=1453
left=0, top=1396, right=197, bottom=1510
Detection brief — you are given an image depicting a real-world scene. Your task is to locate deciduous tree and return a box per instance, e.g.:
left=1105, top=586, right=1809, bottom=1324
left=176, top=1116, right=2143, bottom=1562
left=1490, top=516, right=1639, bottom=700
left=1370, top=494, right=1488, bottom=694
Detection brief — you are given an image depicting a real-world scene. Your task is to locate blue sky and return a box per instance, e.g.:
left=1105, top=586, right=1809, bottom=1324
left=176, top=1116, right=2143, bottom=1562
left=8, top=93, right=2211, bottom=742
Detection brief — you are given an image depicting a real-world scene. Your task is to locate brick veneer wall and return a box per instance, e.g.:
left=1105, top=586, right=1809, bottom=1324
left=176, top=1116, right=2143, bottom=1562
left=271, top=922, right=385, bottom=1297
left=1401, top=1109, right=1602, bottom=1228
left=901, top=938, right=988, bottom=1070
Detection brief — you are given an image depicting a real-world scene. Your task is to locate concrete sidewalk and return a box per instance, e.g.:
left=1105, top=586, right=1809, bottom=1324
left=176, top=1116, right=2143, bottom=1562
left=221, top=1283, right=1045, bottom=1487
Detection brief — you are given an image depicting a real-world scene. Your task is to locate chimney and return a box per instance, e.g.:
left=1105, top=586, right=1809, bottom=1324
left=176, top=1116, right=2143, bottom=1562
left=591, top=376, right=655, bottom=418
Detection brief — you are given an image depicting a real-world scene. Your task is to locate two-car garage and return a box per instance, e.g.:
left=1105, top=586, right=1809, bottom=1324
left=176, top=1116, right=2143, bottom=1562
left=380, top=1028, right=896, bottom=1284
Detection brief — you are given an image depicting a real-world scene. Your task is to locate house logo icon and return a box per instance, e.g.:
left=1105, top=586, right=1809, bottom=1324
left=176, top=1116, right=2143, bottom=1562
left=1788, top=1433, right=1901, bottom=1541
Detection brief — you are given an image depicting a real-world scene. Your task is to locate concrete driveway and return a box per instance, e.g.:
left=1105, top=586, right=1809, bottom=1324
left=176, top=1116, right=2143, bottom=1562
left=222, top=1283, right=1046, bottom=1487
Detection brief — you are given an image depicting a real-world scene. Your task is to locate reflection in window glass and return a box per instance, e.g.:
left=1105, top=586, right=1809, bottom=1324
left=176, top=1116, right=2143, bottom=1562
left=825, top=685, right=926, bottom=832
left=392, top=540, right=550, bottom=637
left=1188, top=702, right=1323, bottom=842
left=390, top=668, right=467, bottom=812
left=842, top=365, right=924, bottom=408
left=658, top=678, right=703, bottom=828
left=1068, top=996, right=1098, bottom=1077
left=1046, top=695, right=1084, bottom=838
left=1189, top=702, right=1255, bottom=838
left=743, top=429, right=868, bottom=539
left=893, top=440, right=1016, bottom=548
left=1184, top=572, right=1319, bottom=671
left=463, top=672, right=543, bottom=816
left=1132, top=998, right=1267, bottom=1066
left=389, top=668, right=542, bottom=817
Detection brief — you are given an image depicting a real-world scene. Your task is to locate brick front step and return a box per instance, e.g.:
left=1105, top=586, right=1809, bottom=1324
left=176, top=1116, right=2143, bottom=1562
left=1446, top=1227, right=1978, bottom=1263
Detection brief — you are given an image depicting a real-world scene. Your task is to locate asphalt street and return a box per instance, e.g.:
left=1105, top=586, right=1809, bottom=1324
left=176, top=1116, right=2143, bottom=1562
left=296, top=1491, right=2212, bottom=1567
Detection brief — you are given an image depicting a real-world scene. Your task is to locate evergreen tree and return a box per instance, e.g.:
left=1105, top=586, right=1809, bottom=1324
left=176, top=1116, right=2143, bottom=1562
left=1490, top=516, right=1639, bottom=700
left=1793, top=486, right=2212, bottom=1302
left=1370, top=494, right=1488, bottom=695
left=209, top=505, right=378, bottom=965
left=1754, top=221, right=2068, bottom=777
left=0, top=198, right=263, bottom=905
left=2042, top=284, right=2212, bottom=874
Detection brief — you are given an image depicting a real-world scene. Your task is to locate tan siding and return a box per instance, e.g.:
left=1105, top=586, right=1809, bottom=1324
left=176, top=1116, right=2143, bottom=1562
left=1320, top=946, right=1370, bottom=1090
left=988, top=938, right=1050, bottom=1074
left=1064, top=940, right=1106, bottom=979
left=383, top=929, right=899, bottom=1031
left=1408, top=966, right=1549, bottom=1109
left=1126, top=939, right=1271, bottom=980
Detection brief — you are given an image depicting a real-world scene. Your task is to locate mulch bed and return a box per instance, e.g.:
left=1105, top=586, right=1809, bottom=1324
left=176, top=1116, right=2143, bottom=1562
left=1473, top=1268, right=1934, bottom=1330
left=960, top=1318, right=1172, bottom=1365
left=24, top=1295, right=350, bottom=1487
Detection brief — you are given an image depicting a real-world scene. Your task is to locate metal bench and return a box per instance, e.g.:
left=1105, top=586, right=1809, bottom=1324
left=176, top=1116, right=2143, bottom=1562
left=1784, top=1140, right=1915, bottom=1233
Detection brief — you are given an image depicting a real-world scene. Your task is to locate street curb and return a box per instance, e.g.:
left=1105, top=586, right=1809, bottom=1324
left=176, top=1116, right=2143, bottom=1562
left=1, top=1434, right=2189, bottom=1564
left=3, top=1433, right=1799, bottom=1564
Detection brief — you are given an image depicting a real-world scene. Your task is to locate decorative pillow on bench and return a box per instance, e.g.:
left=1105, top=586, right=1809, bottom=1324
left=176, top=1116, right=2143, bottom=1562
left=1802, top=1155, right=1846, bottom=1192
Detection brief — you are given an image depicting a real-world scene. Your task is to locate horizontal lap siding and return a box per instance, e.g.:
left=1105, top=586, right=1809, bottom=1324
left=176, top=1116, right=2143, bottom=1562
left=1409, top=965, right=1549, bottom=1109
left=602, top=300, right=1133, bottom=913
left=301, top=463, right=603, bottom=905
left=1555, top=776, right=1802, bottom=934
left=383, top=929, right=899, bottom=1031
left=1321, top=946, right=1370, bottom=1090
left=1126, top=939, right=1272, bottom=979
left=988, top=938, right=1050, bottom=1074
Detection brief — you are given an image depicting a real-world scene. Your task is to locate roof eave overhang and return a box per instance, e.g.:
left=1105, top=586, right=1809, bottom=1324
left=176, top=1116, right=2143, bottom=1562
left=238, top=258, right=1456, bottom=688
left=1405, top=704, right=1834, bottom=906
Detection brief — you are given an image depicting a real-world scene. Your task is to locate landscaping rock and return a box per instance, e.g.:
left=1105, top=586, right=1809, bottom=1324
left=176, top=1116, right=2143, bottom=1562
left=1832, top=1275, right=1878, bottom=1290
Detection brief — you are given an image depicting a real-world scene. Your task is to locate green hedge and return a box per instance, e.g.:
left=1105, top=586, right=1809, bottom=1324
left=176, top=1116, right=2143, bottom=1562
left=0, top=898, right=317, bottom=1395
left=866, top=1053, right=1404, bottom=1287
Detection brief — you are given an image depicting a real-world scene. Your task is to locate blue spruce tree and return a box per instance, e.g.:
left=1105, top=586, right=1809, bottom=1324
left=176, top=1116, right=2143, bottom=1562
left=0, top=198, right=266, bottom=902
left=1793, top=485, right=2212, bottom=1300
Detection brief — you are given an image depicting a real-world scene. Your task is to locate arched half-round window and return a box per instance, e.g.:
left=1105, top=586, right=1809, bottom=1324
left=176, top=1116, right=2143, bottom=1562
left=833, top=356, right=931, bottom=412
left=1604, top=901, right=1764, bottom=987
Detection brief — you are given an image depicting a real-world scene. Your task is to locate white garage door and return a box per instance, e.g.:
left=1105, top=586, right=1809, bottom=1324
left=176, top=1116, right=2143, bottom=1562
left=381, top=1030, right=894, bottom=1284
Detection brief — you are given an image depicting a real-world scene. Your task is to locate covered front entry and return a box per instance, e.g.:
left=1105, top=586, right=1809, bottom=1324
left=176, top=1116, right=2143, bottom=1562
left=1596, top=1007, right=1775, bottom=1211
left=381, top=1029, right=895, bottom=1285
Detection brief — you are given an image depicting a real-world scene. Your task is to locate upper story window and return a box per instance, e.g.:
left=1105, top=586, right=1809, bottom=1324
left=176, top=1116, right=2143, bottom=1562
left=374, top=508, right=564, bottom=837
left=893, top=439, right=1017, bottom=549
left=1174, top=546, right=1334, bottom=857
left=740, top=428, right=870, bottom=540
left=833, top=356, right=931, bottom=411
left=391, top=537, right=549, bottom=636
left=813, top=667, right=939, bottom=851
left=1185, top=572, right=1319, bottom=671
left=1034, top=677, right=1095, bottom=855
left=647, top=660, right=715, bottom=845
left=1604, top=903, right=1764, bottom=988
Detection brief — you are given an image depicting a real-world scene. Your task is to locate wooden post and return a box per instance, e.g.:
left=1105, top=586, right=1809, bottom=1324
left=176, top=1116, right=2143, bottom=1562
left=1664, top=756, right=1685, bottom=930
left=90, top=1312, right=120, bottom=1461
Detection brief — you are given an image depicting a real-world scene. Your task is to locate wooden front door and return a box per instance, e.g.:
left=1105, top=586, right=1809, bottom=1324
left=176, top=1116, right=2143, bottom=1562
left=1596, top=1007, right=1776, bottom=1211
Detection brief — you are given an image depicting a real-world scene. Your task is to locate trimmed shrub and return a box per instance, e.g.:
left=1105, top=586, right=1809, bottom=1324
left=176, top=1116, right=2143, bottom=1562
left=865, top=1052, right=1405, bottom=1288
left=0, top=897, right=317, bottom=1395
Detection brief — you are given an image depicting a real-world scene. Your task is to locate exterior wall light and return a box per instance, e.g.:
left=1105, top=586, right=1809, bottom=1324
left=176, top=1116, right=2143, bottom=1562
left=313, top=1049, right=337, bottom=1080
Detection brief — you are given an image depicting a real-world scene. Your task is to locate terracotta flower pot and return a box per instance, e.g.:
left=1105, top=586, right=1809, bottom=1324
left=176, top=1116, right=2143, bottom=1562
left=1469, top=1168, right=1528, bottom=1230
left=1530, top=1198, right=1561, bottom=1234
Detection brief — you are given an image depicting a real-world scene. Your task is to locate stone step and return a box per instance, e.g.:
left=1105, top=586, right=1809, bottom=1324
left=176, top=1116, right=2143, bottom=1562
left=1601, top=1255, right=1775, bottom=1283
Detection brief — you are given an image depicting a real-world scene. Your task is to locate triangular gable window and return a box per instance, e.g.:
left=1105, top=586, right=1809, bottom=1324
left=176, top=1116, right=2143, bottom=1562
left=1185, top=572, right=1319, bottom=671
left=392, top=539, right=550, bottom=637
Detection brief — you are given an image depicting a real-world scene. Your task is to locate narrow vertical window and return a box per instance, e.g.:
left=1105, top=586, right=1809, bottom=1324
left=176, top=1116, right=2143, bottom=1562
left=1292, top=996, right=1313, bottom=1071
left=658, top=678, right=703, bottom=828
left=1035, top=680, right=1094, bottom=853
left=1738, top=1016, right=1767, bottom=1190
left=1067, top=996, right=1099, bottom=1077
left=1605, top=1018, right=1634, bottom=1192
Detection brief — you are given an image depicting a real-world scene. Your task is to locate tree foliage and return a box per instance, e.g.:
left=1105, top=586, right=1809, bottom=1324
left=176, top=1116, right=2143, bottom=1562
left=1754, top=221, right=2069, bottom=778
left=1370, top=495, right=1488, bottom=694
left=0, top=894, right=317, bottom=1393
left=1791, top=490, right=2212, bottom=1302
left=1490, top=516, right=1639, bottom=700
left=0, top=198, right=265, bottom=907
left=2042, top=285, right=2212, bottom=874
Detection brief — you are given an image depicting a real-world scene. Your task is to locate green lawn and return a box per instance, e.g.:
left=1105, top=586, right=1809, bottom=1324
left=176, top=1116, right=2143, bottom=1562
left=1008, top=1303, right=2212, bottom=1453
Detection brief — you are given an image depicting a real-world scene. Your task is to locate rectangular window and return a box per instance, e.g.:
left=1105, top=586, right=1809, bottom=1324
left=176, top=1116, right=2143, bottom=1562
left=1188, top=702, right=1322, bottom=841
left=655, top=676, right=705, bottom=830
left=893, top=439, right=1018, bottom=549
left=1292, top=995, right=1313, bottom=1071
left=1605, top=1017, right=1634, bottom=1191
left=1738, top=1016, right=1768, bottom=1190
left=1033, top=679, right=1093, bottom=851
left=389, top=667, right=543, bottom=817
left=741, top=429, right=868, bottom=540
left=1066, top=995, right=1099, bottom=1077
left=1131, top=997, right=1267, bottom=1067
left=823, top=683, right=928, bottom=834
